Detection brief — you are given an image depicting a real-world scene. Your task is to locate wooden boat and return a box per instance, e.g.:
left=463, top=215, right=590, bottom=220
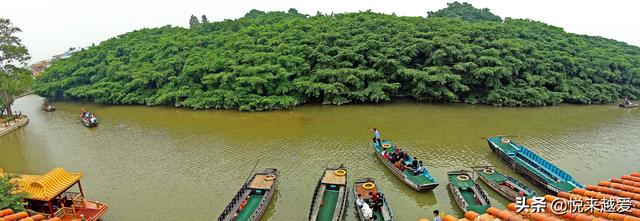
left=487, top=136, right=583, bottom=194
left=217, top=168, right=278, bottom=221
left=42, top=100, right=55, bottom=112
left=353, top=178, right=393, bottom=221
left=308, top=165, right=348, bottom=221
left=80, top=113, right=98, bottom=127
left=472, top=166, right=536, bottom=202
left=447, top=170, right=491, bottom=214
left=619, top=102, right=639, bottom=108
left=371, top=140, right=438, bottom=191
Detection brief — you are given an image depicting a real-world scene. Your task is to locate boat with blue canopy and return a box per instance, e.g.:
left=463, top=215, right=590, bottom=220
left=487, top=136, right=583, bottom=194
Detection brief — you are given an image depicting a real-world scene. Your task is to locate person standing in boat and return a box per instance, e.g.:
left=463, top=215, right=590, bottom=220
left=372, top=128, right=382, bottom=146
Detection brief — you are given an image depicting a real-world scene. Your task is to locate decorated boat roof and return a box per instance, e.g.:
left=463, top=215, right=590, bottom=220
left=1, top=167, right=83, bottom=201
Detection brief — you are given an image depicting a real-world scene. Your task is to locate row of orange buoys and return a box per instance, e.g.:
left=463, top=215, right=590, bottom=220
left=0, top=209, right=59, bottom=221
left=440, top=172, right=640, bottom=221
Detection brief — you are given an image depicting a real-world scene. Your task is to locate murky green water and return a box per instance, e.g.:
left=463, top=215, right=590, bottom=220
left=1, top=95, right=638, bottom=220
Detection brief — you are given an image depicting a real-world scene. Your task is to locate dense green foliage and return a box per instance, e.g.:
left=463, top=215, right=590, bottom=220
left=428, top=2, right=501, bottom=22
left=0, top=174, right=25, bottom=212
left=1, top=18, right=32, bottom=115
left=34, top=4, right=640, bottom=110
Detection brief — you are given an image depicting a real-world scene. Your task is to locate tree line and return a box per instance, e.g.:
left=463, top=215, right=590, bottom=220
left=33, top=2, right=640, bottom=111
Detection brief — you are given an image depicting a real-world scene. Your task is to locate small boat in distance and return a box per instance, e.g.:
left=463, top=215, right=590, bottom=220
left=472, top=166, right=537, bottom=202
left=217, top=168, right=278, bottom=221
left=447, top=170, right=491, bottom=214
left=372, top=140, right=438, bottom=191
left=353, top=178, right=393, bottom=221
left=308, top=165, right=348, bottom=221
left=619, top=102, right=639, bottom=108
left=80, top=111, right=98, bottom=127
left=42, top=99, right=55, bottom=112
left=487, top=136, right=583, bottom=194
left=619, top=98, right=639, bottom=108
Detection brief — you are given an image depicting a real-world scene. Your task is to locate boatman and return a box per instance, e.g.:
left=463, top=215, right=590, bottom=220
left=373, top=128, right=382, bottom=146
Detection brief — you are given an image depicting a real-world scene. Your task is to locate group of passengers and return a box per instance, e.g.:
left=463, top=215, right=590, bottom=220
left=373, top=128, right=427, bottom=176
left=383, top=147, right=426, bottom=176
left=81, top=109, right=97, bottom=123
left=356, top=191, right=384, bottom=220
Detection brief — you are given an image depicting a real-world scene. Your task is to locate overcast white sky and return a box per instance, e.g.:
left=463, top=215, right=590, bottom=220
left=2, top=0, right=639, bottom=63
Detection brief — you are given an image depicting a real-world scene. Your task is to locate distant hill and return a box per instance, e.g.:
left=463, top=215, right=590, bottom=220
left=34, top=3, right=640, bottom=110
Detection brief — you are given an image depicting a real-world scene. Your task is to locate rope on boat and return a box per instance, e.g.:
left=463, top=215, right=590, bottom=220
left=335, top=169, right=347, bottom=176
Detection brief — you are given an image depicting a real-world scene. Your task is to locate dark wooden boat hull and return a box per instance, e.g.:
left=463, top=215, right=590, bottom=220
left=619, top=103, right=639, bottom=108
left=308, top=166, right=348, bottom=221
left=447, top=170, right=491, bottom=214
left=372, top=143, right=438, bottom=191
left=488, top=140, right=567, bottom=195
left=472, top=166, right=535, bottom=202
left=353, top=178, right=393, bottom=221
left=217, top=169, right=278, bottom=221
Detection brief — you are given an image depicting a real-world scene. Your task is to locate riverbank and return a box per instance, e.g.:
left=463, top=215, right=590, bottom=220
left=0, top=116, right=29, bottom=137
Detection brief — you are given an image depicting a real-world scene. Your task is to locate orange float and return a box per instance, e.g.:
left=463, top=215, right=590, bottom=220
left=443, top=215, right=457, bottom=221
left=465, top=211, right=480, bottom=220
left=1, top=212, right=28, bottom=221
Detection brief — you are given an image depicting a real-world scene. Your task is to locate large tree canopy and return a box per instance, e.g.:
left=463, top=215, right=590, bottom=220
left=34, top=3, right=640, bottom=111
left=0, top=18, right=31, bottom=115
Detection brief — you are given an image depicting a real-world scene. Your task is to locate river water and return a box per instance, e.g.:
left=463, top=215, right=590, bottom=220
left=1, top=95, right=638, bottom=220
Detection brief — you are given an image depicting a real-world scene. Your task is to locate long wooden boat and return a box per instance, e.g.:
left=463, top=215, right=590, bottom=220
left=472, top=166, right=536, bottom=202
left=372, top=140, right=438, bottom=191
left=487, top=136, right=583, bottom=195
left=308, top=165, right=348, bottom=221
left=217, top=168, right=278, bottom=221
left=353, top=178, right=393, bottom=221
left=447, top=170, right=491, bottom=214
left=619, top=103, right=639, bottom=108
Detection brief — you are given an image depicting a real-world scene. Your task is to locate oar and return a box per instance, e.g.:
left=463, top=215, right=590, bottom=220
left=480, top=134, right=519, bottom=139
left=243, top=159, right=261, bottom=184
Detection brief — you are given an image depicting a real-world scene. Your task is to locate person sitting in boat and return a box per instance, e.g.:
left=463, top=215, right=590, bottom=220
left=356, top=194, right=365, bottom=209
left=394, top=160, right=406, bottom=171
left=383, top=151, right=392, bottom=161
left=409, top=157, right=419, bottom=169
left=369, top=191, right=380, bottom=203
left=413, top=161, right=425, bottom=175
left=397, top=150, right=405, bottom=161
left=372, top=194, right=383, bottom=212
left=403, top=152, right=411, bottom=162
left=361, top=202, right=374, bottom=220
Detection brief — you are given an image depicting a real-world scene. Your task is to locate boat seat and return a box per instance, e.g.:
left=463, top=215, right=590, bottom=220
left=322, top=170, right=346, bottom=185
left=249, top=174, right=276, bottom=190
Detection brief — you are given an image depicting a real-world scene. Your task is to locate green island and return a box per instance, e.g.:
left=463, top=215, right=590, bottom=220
left=33, top=2, right=640, bottom=111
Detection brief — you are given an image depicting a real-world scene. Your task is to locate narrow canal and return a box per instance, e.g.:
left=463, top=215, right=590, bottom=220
left=1, top=95, right=638, bottom=220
